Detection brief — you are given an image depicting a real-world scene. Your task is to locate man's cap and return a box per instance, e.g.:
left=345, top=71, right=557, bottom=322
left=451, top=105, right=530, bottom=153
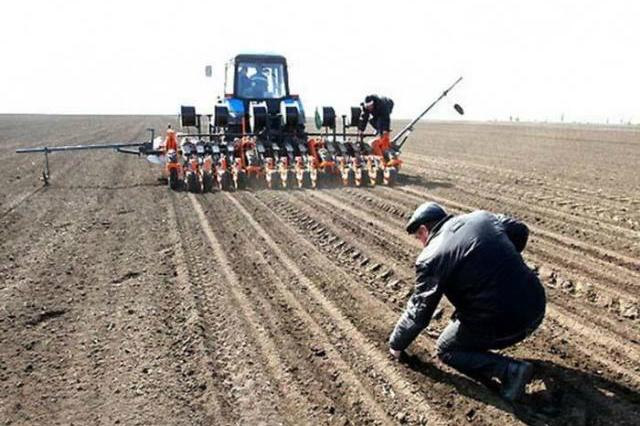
left=364, top=95, right=376, bottom=108
left=406, top=202, right=447, bottom=234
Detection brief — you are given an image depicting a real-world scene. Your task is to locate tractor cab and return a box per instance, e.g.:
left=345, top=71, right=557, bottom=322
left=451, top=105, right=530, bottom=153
left=220, top=53, right=305, bottom=134
left=225, top=54, right=290, bottom=101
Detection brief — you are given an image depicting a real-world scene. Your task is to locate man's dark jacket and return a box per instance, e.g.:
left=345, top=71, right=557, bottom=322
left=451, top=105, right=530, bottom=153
left=389, top=211, right=546, bottom=351
left=359, top=95, right=394, bottom=134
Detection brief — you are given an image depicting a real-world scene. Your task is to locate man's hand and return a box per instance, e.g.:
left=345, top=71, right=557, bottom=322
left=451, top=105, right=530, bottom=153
left=389, top=348, right=402, bottom=360
left=388, top=347, right=419, bottom=366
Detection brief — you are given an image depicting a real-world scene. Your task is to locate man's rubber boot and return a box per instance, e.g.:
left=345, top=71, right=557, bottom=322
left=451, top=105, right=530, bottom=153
left=501, top=361, right=534, bottom=402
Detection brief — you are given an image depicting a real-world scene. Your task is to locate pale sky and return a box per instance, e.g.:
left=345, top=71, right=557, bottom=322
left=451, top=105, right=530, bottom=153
left=1, top=0, right=638, bottom=123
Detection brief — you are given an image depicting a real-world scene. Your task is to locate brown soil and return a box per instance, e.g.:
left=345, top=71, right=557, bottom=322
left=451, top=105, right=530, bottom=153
left=1, top=115, right=639, bottom=425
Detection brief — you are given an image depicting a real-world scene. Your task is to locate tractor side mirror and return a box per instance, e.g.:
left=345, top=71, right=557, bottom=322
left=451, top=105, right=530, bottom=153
left=205, top=65, right=212, bottom=78
left=454, top=104, right=464, bottom=115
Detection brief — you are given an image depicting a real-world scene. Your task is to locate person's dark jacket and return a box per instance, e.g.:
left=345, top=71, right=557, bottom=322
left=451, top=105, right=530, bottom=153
left=358, top=95, right=394, bottom=134
left=389, top=211, right=546, bottom=351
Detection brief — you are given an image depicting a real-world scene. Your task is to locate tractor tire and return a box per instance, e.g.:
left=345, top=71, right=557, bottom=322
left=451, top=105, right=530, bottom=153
left=168, top=168, right=181, bottom=191
left=187, top=172, right=200, bottom=193
left=202, top=171, right=214, bottom=193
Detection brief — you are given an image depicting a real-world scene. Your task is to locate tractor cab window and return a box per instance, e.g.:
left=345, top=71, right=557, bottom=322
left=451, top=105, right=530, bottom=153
left=236, top=62, right=287, bottom=99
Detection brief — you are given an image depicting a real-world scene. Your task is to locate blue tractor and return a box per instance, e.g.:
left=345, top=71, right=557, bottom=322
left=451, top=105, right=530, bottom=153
left=15, top=52, right=463, bottom=192
left=179, top=53, right=380, bottom=190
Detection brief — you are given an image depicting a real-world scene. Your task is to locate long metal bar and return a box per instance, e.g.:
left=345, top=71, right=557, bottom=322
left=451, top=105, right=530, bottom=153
left=173, top=131, right=378, bottom=138
left=306, top=132, right=376, bottom=138
left=16, top=142, right=144, bottom=154
left=393, top=76, right=463, bottom=148
left=14, top=130, right=376, bottom=157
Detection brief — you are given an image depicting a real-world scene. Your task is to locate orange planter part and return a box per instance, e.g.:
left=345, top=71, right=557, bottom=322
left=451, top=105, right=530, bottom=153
left=265, top=157, right=276, bottom=170
left=369, top=132, right=391, bottom=157
left=246, top=165, right=262, bottom=176
left=235, top=137, right=256, bottom=169
left=203, top=157, right=213, bottom=172
left=164, top=128, right=178, bottom=152
left=307, top=138, right=324, bottom=162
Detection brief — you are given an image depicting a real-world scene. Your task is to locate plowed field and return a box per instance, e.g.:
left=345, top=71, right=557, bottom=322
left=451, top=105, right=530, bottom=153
left=1, top=115, right=639, bottom=425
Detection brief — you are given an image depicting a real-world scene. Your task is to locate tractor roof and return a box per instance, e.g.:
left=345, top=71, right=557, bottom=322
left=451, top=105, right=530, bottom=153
left=234, top=53, right=287, bottom=64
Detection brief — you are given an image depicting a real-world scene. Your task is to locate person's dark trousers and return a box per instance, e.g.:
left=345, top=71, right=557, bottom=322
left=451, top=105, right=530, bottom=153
left=435, top=313, right=544, bottom=387
left=374, top=117, right=391, bottom=134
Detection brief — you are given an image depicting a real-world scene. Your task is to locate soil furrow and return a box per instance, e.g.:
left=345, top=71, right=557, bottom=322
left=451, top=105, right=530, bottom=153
left=185, top=192, right=322, bottom=424
left=401, top=159, right=640, bottom=247
left=403, top=153, right=640, bottom=224
left=224, top=192, right=449, bottom=425
left=165, top=193, right=232, bottom=423
left=197, top=193, right=399, bottom=425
